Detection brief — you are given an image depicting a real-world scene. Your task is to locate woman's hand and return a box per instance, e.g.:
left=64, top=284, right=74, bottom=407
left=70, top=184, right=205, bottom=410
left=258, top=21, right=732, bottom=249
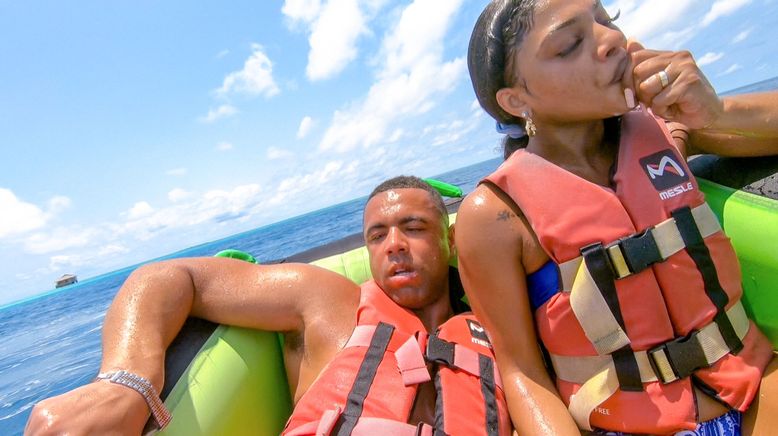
left=25, top=381, right=149, bottom=435
left=627, top=40, right=723, bottom=129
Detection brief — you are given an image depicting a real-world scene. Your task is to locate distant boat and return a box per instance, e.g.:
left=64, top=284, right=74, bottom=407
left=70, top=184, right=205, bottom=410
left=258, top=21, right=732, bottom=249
left=55, top=274, right=78, bottom=288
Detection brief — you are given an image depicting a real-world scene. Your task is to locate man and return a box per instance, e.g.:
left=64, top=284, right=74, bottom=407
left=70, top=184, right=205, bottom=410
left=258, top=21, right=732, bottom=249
left=25, top=176, right=511, bottom=435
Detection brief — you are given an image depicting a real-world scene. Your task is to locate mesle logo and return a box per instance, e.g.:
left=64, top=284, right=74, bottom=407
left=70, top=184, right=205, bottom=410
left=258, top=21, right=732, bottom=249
left=639, top=149, right=692, bottom=200
left=467, top=319, right=492, bottom=349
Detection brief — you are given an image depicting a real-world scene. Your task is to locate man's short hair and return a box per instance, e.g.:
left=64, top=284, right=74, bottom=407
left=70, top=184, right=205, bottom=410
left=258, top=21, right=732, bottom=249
left=368, top=176, right=449, bottom=225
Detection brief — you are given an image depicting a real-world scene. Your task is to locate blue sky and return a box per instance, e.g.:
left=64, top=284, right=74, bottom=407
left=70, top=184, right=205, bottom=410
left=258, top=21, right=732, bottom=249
left=1, top=0, right=776, bottom=305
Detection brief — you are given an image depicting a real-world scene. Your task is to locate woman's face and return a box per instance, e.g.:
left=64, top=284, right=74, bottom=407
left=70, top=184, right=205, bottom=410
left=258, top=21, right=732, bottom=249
left=504, top=0, right=630, bottom=122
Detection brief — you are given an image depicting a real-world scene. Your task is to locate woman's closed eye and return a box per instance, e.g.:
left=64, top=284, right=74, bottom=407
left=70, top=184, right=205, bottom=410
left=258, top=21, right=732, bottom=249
left=559, top=37, right=583, bottom=57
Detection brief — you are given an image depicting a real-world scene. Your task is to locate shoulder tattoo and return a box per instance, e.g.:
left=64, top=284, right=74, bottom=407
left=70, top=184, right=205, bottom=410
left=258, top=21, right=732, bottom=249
left=497, top=210, right=516, bottom=222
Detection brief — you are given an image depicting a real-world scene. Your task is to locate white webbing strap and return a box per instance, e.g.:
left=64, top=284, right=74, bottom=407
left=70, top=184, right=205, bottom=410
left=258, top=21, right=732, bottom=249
left=569, top=259, right=631, bottom=355
left=567, top=363, right=620, bottom=431
left=561, top=203, right=722, bottom=358
left=651, top=202, right=721, bottom=261
left=558, top=202, right=721, bottom=289
left=552, top=301, right=750, bottom=430
left=551, top=301, right=749, bottom=384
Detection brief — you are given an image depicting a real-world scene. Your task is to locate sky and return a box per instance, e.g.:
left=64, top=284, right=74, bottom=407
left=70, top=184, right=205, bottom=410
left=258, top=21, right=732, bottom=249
left=1, top=0, right=776, bottom=306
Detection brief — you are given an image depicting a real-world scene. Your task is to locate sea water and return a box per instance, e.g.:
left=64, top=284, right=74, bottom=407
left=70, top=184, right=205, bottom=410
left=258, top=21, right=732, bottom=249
left=0, top=158, right=501, bottom=434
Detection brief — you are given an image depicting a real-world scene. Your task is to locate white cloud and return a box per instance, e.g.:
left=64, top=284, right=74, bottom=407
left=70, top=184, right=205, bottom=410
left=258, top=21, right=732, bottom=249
left=297, top=116, right=314, bottom=139
left=98, top=244, right=130, bottom=256
left=25, top=227, right=97, bottom=255
left=49, top=254, right=85, bottom=271
left=270, top=161, right=349, bottom=205
left=200, top=104, right=238, bottom=123
left=120, top=183, right=266, bottom=241
left=168, top=188, right=192, bottom=203
left=702, top=0, right=751, bottom=27
left=604, top=0, right=752, bottom=51
left=284, top=0, right=390, bottom=81
left=422, top=110, right=482, bottom=147
left=0, top=188, right=48, bottom=238
left=697, top=52, right=724, bottom=66
left=216, top=44, right=280, bottom=98
left=318, top=0, right=466, bottom=153
left=166, top=168, right=188, bottom=177
left=604, top=0, right=697, bottom=45
left=386, top=129, right=404, bottom=143
left=732, top=27, right=753, bottom=44
left=282, top=0, right=322, bottom=23
left=216, top=141, right=234, bottom=151
left=127, top=201, right=154, bottom=220
left=47, top=196, right=72, bottom=214
left=216, top=49, right=230, bottom=59
left=719, top=63, right=743, bottom=76
left=306, top=0, right=370, bottom=81
left=267, top=146, right=295, bottom=160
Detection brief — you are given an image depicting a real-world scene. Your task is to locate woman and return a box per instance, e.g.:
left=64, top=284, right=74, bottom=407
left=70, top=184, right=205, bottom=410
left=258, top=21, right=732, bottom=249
left=455, top=0, right=778, bottom=435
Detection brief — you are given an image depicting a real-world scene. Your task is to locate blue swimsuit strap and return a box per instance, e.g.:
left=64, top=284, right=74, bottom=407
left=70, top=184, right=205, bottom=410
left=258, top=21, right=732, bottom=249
left=526, top=260, right=560, bottom=311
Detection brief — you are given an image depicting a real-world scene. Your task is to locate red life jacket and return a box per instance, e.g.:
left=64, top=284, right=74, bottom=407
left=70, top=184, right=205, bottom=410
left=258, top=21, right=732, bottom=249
left=485, top=111, right=773, bottom=434
left=283, top=280, right=511, bottom=436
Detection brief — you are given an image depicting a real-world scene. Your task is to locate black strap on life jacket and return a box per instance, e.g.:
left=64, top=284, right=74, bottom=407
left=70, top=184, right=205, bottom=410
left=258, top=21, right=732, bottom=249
left=427, top=333, right=500, bottom=435
left=478, top=354, right=500, bottom=436
left=429, top=373, right=450, bottom=436
left=334, top=322, right=394, bottom=435
left=671, top=206, right=743, bottom=355
left=580, top=243, right=643, bottom=392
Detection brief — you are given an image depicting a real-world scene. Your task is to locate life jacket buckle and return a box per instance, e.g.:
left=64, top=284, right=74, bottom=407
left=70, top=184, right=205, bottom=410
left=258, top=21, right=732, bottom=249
left=425, top=334, right=454, bottom=367
left=606, top=229, right=662, bottom=279
left=647, top=329, right=708, bottom=383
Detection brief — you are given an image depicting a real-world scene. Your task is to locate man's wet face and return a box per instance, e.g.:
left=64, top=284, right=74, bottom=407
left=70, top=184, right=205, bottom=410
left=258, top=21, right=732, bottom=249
left=363, top=188, right=451, bottom=309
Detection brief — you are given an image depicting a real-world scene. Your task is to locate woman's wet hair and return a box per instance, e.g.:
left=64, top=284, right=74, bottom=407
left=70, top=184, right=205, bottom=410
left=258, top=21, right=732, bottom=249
left=469, top=0, right=622, bottom=158
left=468, top=0, right=538, bottom=157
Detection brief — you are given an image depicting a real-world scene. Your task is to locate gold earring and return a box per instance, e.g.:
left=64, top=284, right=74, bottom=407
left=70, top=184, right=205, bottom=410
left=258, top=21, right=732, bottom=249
left=523, top=112, right=537, bottom=137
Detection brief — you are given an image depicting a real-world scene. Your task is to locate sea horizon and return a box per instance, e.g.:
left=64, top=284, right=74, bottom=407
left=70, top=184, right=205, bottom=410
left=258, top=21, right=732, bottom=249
left=0, top=157, right=502, bottom=311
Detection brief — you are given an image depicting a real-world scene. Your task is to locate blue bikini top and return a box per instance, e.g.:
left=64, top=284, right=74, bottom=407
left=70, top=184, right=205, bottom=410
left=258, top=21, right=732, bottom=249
left=526, top=261, right=560, bottom=311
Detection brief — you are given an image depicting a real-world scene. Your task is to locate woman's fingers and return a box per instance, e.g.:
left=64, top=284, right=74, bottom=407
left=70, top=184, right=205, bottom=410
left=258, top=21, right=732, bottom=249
left=631, top=50, right=677, bottom=103
left=628, top=48, right=721, bottom=128
left=649, top=79, right=685, bottom=120
left=637, top=67, right=678, bottom=106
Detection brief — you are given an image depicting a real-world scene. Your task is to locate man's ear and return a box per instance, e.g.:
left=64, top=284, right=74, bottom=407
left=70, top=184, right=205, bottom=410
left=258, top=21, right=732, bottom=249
left=496, top=87, right=529, bottom=118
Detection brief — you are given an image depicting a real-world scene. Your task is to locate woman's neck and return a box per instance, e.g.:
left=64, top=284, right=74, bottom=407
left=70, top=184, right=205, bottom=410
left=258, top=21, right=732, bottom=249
left=526, top=119, right=618, bottom=186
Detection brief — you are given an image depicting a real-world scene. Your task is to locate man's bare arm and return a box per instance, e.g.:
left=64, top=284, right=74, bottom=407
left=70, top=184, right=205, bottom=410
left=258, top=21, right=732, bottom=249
left=26, top=257, right=360, bottom=435
left=684, top=91, right=778, bottom=157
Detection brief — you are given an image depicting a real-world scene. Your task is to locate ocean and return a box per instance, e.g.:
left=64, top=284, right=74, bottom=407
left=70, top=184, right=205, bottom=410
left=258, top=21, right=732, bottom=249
left=0, top=158, right=502, bottom=435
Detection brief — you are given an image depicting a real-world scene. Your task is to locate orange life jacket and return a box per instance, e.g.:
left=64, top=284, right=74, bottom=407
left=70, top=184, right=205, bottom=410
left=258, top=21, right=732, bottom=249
left=283, top=280, right=511, bottom=436
left=485, top=111, right=773, bottom=434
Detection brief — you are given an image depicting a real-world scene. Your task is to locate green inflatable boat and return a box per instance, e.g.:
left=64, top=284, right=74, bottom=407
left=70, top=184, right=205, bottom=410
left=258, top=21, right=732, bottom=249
left=154, top=159, right=778, bottom=435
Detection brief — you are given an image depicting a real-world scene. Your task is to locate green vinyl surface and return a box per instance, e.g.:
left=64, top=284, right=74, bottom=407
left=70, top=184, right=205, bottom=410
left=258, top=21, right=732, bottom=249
left=699, top=178, right=778, bottom=347
left=157, top=326, right=292, bottom=435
